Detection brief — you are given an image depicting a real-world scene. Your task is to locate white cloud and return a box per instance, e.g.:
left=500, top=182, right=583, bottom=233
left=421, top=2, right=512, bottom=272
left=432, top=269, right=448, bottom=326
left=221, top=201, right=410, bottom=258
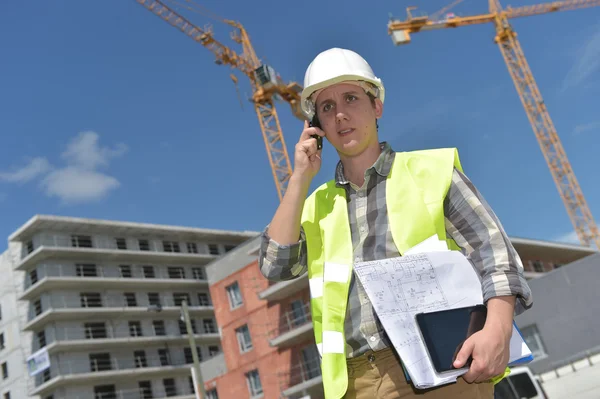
left=554, top=230, right=580, bottom=244
left=562, top=23, right=600, bottom=90
left=42, top=132, right=127, bottom=204
left=61, top=131, right=127, bottom=170
left=0, top=131, right=127, bottom=204
left=0, top=157, right=51, bottom=183
left=554, top=223, right=600, bottom=246
left=573, top=121, right=600, bottom=135
left=41, top=167, right=120, bottom=204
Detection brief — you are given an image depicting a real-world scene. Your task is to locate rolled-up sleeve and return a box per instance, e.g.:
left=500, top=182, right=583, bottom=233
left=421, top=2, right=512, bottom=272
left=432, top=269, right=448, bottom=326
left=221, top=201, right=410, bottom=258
left=444, top=168, right=533, bottom=315
left=258, top=225, right=308, bottom=281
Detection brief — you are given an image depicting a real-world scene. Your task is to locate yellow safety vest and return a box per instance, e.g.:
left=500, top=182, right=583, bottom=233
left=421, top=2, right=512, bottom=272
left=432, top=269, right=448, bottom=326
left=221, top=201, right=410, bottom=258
left=300, top=147, right=509, bottom=399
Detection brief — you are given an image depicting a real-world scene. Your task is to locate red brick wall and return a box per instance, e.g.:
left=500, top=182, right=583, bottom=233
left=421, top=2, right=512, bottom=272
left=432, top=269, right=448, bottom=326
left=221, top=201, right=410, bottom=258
left=211, top=348, right=293, bottom=399
left=210, top=262, right=271, bottom=367
left=208, top=261, right=310, bottom=398
left=210, top=261, right=269, bottom=328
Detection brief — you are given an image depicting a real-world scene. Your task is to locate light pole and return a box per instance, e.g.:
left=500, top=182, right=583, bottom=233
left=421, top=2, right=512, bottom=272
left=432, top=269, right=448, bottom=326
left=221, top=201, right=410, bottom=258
left=181, top=299, right=206, bottom=399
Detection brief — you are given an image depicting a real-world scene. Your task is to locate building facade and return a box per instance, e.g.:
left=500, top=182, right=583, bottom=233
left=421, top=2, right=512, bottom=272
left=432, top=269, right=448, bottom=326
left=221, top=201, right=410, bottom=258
left=0, top=215, right=258, bottom=399
left=204, top=235, right=598, bottom=399
left=0, top=247, right=32, bottom=399
left=514, top=252, right=600, bottom=375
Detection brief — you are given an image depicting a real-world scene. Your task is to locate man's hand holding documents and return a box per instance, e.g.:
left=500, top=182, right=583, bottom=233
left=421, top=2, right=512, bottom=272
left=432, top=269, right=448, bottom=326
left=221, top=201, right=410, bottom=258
left=453, top=295, right=515, bottom=383
left=353, top=235, right=532, bottom=389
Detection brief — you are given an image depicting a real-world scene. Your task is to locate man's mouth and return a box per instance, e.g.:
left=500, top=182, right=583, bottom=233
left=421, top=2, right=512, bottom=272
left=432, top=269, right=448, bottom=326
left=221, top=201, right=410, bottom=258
left=338, top=128, right=354, bottom=136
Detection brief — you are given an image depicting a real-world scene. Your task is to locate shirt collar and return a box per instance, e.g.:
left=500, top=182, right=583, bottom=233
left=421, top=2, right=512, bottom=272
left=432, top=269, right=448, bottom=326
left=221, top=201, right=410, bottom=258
left=335, top=142, right=395, bottom=185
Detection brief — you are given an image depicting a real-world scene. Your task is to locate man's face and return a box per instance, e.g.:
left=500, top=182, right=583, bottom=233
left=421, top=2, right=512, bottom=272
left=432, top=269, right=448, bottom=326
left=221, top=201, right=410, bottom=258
left=314, top=82, right=383, bottom=156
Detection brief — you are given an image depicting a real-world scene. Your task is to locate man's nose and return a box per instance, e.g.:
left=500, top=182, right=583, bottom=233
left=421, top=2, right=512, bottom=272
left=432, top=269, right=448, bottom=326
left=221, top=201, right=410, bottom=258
left=336, top=108, right=350, bottom=123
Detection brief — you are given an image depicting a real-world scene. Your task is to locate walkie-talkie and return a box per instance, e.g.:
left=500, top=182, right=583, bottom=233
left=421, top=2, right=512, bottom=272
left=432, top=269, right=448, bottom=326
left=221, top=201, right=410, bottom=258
left=309, top=116, right=323, bottom=150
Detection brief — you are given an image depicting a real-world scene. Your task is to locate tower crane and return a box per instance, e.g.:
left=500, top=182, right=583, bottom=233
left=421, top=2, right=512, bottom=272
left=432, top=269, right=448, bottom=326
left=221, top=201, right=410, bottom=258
left=387, top=0, right=600, bottom=249
left=135, top=0, right=305, bottom=202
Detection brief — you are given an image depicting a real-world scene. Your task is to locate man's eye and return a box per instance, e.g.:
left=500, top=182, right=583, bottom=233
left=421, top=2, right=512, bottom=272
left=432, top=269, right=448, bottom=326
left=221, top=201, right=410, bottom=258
left=322, top=104, right=333, bottom=112
left=347, top=95, right=357, bottom=102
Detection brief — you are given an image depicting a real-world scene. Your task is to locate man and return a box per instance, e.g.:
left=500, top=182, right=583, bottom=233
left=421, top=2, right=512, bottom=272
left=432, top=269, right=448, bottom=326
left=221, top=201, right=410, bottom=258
left=258, top=47, right=532, bottom=399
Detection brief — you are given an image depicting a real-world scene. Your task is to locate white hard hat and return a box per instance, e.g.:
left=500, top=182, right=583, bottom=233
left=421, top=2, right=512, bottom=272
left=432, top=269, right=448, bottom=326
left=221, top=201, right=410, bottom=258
left=300, top=48, right=385, bottom=119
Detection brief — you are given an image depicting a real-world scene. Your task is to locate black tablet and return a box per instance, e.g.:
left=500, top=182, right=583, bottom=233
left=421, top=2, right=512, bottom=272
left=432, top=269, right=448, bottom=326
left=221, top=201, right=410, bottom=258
left=415, top=304, right=487, bottom=374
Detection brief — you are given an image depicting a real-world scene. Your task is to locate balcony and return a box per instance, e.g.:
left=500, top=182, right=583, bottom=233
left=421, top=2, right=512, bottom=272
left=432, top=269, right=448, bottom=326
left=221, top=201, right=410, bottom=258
left=279, top=357, right=323, bottom=399
left=78, top=389, right=195, bottom=399
left=269, top=302, right=313, bottom=348
left=25, top=295, right=215, bottom=331
left=258, top=274, right=309, bottom=301
left=198, top=352, right=227, bottom=381
left=31, top=354, right=202, bottom=397
left=39, top=325, right=220, bottom=355
left=16, top=235, right=216, bottom=271
left=20, top=264, right=208, bottom=301
left=41, top=355, right=226, bottom=399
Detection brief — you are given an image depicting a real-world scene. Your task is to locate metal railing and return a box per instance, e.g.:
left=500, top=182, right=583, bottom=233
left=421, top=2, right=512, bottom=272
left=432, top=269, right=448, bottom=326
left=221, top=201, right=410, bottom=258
left=24, top=235, right=142, bottom=258
left=23, top=233, right=217, bottom=259
left=87, top=386, right=194, bottom=399
left=24, top=263, right=208, bottom=290
left=278, top=357, right=322, bottom=390
left=36, top=323, right=217, bottom=349
left=537, top=345, right=600, bottom=379
left=40, top=384, right=195, bottom=398
left=268, top=302, right=312, bottom=339
left=34, top=354, right=195, bottom=387
left=28, top=294, right=214, bottom=322
left=50, top=324, right=120, bottom=342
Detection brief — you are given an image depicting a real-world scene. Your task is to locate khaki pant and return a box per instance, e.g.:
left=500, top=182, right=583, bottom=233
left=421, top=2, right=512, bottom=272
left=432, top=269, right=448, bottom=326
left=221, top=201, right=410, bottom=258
left=344, top=348, right=494, bottom=399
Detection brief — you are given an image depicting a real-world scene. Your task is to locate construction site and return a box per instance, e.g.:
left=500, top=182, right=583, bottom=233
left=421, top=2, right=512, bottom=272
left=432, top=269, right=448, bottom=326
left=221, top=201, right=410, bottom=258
left=0, top=0, right=599, bottom=398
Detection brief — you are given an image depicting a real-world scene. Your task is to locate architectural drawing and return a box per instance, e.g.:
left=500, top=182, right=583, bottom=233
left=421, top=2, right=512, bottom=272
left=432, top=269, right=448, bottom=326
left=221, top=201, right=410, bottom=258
left=355, top=254, right=448, bottom=316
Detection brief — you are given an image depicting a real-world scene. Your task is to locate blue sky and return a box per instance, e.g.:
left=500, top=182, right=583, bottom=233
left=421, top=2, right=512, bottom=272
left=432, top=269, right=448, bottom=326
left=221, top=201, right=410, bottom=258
left=1, top=0, right=599, bottom=252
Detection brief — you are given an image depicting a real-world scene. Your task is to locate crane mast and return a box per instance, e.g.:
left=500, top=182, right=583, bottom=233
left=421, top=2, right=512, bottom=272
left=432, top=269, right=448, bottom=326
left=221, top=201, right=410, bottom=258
left=489, top=0, right=600, bottom=249
left=136, top=0, right=304, bottom=201
left=388, top=0, right=600, bottom=249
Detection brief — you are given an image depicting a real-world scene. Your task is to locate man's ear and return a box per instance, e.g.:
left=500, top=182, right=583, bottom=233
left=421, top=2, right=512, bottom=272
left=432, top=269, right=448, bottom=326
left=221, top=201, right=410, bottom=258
left=374, top=98, right=384, bottom=118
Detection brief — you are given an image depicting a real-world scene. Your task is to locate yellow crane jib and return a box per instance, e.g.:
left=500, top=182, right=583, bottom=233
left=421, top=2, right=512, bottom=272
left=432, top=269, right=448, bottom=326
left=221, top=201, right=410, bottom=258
left=387, top=0, right=600, bottom=249
left=136, top=0, right=305, bottom=202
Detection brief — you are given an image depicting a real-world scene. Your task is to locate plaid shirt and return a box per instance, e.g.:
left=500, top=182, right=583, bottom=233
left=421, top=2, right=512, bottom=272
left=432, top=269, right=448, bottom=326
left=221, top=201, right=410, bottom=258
left=259, top=142, right=532, bottom=358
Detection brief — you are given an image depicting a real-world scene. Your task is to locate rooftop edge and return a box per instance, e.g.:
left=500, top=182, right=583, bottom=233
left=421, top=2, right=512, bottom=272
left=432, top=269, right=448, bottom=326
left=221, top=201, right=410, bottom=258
left=9, top=214, right=260, bottom=243
left=509, top=236, right=598, bottom=253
